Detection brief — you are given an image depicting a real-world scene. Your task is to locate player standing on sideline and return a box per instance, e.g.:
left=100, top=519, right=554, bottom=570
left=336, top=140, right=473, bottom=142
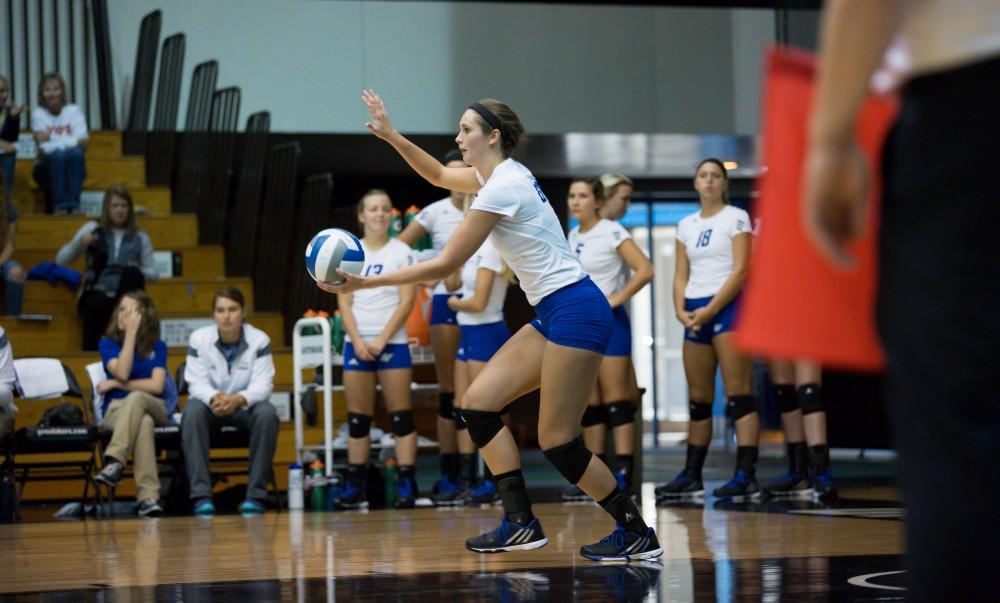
left=335, top=190, right=419, bottom=510
left=397, top=151, right=467, bottom=501
left=655, top=159, right=761, bottom=502
left=320, top=91, right=661, bottom=561
left=561, top=178, right=653, bottom=501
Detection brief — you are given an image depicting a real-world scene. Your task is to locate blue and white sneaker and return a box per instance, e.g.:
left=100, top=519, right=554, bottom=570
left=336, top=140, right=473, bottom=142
left=193, top=499, right=216, bottom=516
left=240, top=499, right=266, bottom=515
left=431, top=475, right=468, bottom=506
left=465, top=480, right=500, bottom=505
left=654, top=470, right=704, bottom=500
left=465, top=517, right=548, bottom=553
left=580, top=525, right=663, bottom=562
left=335, top=480, right=369, bottom=510
left=811, top=470, right=837, bottom=501
left=396, top=475, right=417, bottom=509
left=764, top=471, right=814, bottom=499
left=712, top=470, right=761, bottom=502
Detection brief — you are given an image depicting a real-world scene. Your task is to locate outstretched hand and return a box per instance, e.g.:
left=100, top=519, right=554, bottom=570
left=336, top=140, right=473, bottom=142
left=315, top=269, right=370, bottom=295
left=361, top=89, right=395, bottom=140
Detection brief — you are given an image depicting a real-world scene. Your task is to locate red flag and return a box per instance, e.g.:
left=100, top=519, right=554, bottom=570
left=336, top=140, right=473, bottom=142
left=735, top=47, right=898, bottom=371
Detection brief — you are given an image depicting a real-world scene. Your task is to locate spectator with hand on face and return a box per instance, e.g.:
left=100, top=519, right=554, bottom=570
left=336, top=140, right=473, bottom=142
left=93, top=290, right=174, bottom=518
left=181, top=287, right=277, bottom=516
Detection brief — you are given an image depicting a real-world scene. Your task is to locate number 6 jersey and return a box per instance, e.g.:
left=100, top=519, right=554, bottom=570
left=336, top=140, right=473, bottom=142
left=676, top=205, right=752, bottom=299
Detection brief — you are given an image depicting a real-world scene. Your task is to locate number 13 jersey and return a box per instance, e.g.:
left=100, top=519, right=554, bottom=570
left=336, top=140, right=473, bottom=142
left=350, top=238, right=415, bottom=344
left=676, top=205, right=752, bottom=299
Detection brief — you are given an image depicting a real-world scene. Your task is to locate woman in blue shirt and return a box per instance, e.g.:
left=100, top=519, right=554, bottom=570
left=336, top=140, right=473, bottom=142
left=93, top=290, right=174, bottom=517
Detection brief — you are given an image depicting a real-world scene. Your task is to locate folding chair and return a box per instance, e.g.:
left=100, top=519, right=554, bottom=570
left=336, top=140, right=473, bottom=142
left=175, top=362, right=280, bottom=509
left=2, top=360, right=101, bottom=521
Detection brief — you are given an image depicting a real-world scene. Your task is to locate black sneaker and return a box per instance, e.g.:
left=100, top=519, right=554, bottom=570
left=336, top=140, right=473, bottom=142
left=431, top=476, right=468, bottom=507
left=95, top=461, right=124, bottom=488
left=335, top=480, right=368, bottom=510
left=580, top=525, right=663, bottom=561
left=396, top=475, right=417, bottom=509
left=137, top=499, right=163, bottom=518
left=654, top=470, right=704, bottom=500
left=465, top=517, right=548, bottom=553
left=764, top=471, right=814, bottom=499
left=712, top=470, right=761, bottom=502
left=560, top=483, right=590, bottom=502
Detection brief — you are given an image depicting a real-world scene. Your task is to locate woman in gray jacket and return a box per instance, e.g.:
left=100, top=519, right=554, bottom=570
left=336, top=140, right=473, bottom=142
left=56, top=185, right=158, bottom=350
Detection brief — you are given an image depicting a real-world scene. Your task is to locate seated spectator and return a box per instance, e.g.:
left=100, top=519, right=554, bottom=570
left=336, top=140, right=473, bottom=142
left=0, top=326, right=15, bottom=440
left=93, top=291, right=174, bottom=518
left=182, top=287, right=277, bottom=515
left=0, top=174, right=24, bottom=315
left=31, top=73, right=87, bottom=215
left=0, top=75, right=23, bottom=199
left=56, top=185, right=158, bottom=350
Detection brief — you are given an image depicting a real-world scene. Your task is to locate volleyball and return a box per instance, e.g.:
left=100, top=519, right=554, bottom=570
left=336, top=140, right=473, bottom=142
left=305, top=228, right=365, bottom=284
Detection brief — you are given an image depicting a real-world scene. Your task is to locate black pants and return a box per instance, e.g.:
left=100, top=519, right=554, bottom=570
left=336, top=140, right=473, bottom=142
left=878, top=55, right=1000, bottom=601
left=78, top=267, right=147, bottom=351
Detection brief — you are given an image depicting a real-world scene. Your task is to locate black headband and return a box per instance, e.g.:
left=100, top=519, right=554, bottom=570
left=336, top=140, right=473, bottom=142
left=468, top=103, right=503, bottom=134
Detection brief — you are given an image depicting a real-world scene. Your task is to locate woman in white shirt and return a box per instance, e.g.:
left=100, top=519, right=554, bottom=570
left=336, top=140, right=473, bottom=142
left=30, top=73, right=88, bottom=215
left=397, top=149, right=467, bottom=499
left=321, top=91, right=660, bottom=562
left=562, top=178, right=653, bottom=502
left=335, top=189, right=418, bottom=510
left=655, top=158, right=760, bottom=502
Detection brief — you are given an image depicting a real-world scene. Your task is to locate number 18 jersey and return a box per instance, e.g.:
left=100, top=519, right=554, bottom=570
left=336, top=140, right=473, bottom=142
left=676, top=205, right=751, bottom=299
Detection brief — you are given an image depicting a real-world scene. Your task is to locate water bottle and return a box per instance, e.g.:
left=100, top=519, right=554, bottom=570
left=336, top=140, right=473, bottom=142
left=384, top=458, right=397, bottom=508
left=287, top=463, right=304, bottom=510
left=310, top=460, right=327, bottom=510
left=331, top=311, right=344, bottom=355
left=389, top=208, right=403, bottom=237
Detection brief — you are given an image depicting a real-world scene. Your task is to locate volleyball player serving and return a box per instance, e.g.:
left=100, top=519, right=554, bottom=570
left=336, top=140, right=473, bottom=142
left=319, top=90, right=661, bottom=561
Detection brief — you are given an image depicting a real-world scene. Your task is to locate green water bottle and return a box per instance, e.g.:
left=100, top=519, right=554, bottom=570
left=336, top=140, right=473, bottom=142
left=384, top=458, right=397, bottom=508
left=310, top=460, right=326, bottom=510
left=331, top=311, right=344, bottom=355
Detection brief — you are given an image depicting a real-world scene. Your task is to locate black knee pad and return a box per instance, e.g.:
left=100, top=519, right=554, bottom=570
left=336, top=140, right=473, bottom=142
left=797, top=384, right=824, bottom=415
left=689, top=400, right=712, bottom=421
left=774, top=384, right=799, bottom=413
left=347, top=412, right=372, bottom=438
left=543, top=437, right=593, bottom=485
left=581, top=404, right=608, bottom=427
left=452, top=406, right=468, bottom=430
left=438, top=392, right=455, bottom=420
left=727, top=395, right=757, bottom=421
left=460, top=408, right=505, bottom=448
left=390, top=410, right=416, bottom=437
left=606, top=401, right=636, bottom=427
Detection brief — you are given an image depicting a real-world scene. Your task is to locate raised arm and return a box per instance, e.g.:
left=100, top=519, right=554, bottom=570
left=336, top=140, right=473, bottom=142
left=362, top=90, right=481, bottom=194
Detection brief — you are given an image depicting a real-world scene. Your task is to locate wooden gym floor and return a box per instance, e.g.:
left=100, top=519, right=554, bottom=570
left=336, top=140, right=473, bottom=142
left=0, top=480, right=905, bottom=601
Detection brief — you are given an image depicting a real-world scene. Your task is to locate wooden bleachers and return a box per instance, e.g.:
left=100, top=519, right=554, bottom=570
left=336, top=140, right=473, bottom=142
left=7, top=130, right=341, bottom=503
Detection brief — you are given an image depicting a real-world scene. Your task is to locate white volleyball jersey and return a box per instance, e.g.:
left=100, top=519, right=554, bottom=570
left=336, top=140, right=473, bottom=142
left=568, top=219, right=632, bottom=297
left=457, top=240, right=508, bottom=326
left=414, top=197, right=465, bottom=295
left=348, top=238, right=415, bottom=344
left=676, top=205, right=751, bottom=299
left=471, top=159, right=585, bottom=305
